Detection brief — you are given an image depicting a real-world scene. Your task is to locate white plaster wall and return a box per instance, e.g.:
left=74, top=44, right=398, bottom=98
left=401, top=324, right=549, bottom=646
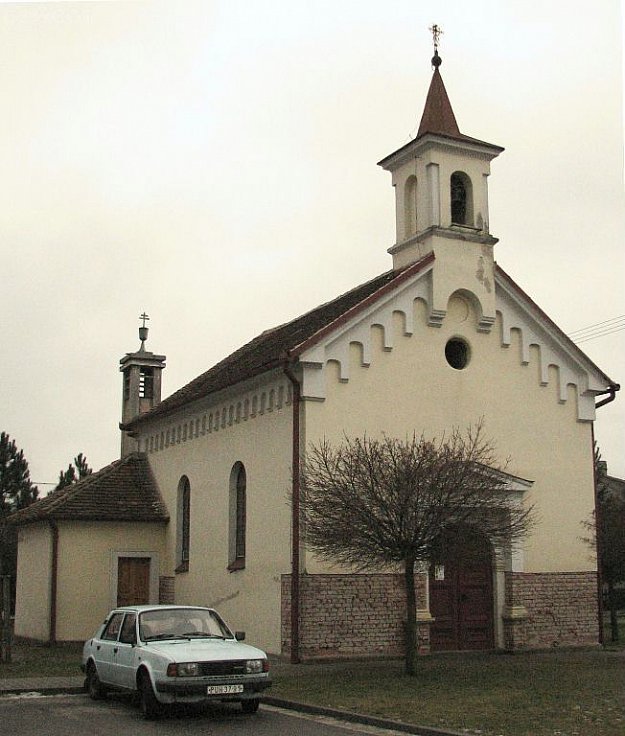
left=304, top=295, right=596, bottom=575
left=55, top=521, right=167, bottom=641
left=143, top=377, right=293, bottom=655
left=14, top=523, right=52, bottom=641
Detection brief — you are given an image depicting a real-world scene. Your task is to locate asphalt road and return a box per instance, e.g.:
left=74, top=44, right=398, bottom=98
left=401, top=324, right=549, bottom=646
left=0, top=693, right=409, bottom=736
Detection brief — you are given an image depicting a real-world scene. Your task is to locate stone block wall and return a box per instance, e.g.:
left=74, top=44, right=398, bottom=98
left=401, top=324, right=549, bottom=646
left=159, top=576, right=175, bottom=604
left=504, top=571, right=599, bottom=649
left=281, top=573, right=429, bottom=659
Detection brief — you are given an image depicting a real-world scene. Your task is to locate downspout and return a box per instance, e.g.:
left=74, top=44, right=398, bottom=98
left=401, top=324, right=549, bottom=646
left=48, top=520, right=58, bottom=645
left=589, top=425, right=604, bottom=644
left=595, top=383, right=620, bottom=409
left=592, top=382, right=619, bottom=644
left=283, top=362, right=301, bottom=664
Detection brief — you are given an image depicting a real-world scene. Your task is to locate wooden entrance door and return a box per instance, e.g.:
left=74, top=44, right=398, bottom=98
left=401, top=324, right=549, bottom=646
left=429, top=529, right=494, bottom=651
left=117, top=557, right=150, bottom=607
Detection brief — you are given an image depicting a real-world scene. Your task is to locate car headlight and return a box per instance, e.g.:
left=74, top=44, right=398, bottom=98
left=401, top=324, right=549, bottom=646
left=245, top=659, right=265, bottom=674
left=167, top=662, right=201, bottom=677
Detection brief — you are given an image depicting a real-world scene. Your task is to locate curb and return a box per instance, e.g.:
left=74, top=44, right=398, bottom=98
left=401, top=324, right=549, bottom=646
left=264, top=696, right=466, bottom=736
left=0, top=685, right=85, bottom=696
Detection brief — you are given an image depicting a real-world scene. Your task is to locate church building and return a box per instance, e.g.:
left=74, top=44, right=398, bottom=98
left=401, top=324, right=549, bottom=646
left=11, top=45, right=618, bottom=658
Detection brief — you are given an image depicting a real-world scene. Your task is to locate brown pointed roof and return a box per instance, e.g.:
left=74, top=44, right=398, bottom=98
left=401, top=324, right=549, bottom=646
left=417, top=67, right=461, bottom=139
left=8, top=453, right=169, bottom=526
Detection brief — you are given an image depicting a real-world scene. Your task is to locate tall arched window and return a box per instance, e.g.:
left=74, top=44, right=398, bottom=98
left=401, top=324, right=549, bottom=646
left=176, top=476, right=191, bottom=572
left=228, top=463, right=246, bottom=571
left=403, top=175, right=418, bottom=238
left=450, top=172, right=473, bottom=226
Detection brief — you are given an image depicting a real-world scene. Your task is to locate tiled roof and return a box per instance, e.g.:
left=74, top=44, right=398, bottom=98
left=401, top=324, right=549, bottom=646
left=124, top=261, right=436, bottom=430
left=376, top=68, right=504, bottom=171
left=417, top=67, right=462, bottom=139
left=8, top=453, right=169, bottom=526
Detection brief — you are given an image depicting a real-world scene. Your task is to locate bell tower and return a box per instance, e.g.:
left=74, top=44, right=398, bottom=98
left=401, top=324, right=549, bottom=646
left=378, top=27, right=504, bottom=332
left=119, top=313, right=166, bottom=457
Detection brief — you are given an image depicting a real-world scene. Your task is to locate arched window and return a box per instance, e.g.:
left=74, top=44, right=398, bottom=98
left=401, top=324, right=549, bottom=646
left=228, top=463, right=246, bottom=571
left=450, top=172, right=473, bottom=226
left=404, top=175, right=418, bottom=238
left=176, top=476, right=191, bottom=572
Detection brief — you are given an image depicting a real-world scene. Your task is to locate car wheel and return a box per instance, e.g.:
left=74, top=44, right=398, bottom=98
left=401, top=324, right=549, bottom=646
left=241, top=698, right=260, bottom=714
left=86, top=662, right=107, bottom=701
left=138, top=671, right=163, bottom=720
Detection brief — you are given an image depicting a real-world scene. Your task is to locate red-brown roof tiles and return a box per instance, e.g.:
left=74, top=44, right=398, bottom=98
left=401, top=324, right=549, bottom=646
left=8, top=453, right=169, bottom=526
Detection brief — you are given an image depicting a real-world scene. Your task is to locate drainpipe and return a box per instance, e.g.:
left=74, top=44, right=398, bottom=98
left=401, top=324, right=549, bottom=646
left=283, top=363, right=301, bottom=664
left=591, top=383, right=619, bottom=645
left=595, top=383, right=620, bottom=409
left=48, top=520, right=59, bottom=645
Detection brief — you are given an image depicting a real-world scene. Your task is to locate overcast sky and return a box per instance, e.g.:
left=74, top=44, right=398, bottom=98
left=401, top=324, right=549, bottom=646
left=1, top=0, right=624, bottom=490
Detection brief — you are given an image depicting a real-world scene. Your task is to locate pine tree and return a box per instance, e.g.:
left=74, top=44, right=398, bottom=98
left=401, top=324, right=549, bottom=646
left=56, top=452, right=92, bottom=490
left=0, top=432, right=39, bottom=577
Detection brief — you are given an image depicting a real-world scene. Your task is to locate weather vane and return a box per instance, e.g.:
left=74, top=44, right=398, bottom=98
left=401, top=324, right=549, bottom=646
left=429, top=24, right=443, bottom=68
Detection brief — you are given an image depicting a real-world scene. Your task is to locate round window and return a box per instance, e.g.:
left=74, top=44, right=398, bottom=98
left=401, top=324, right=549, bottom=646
left=445, top=338, right=470, bottom=370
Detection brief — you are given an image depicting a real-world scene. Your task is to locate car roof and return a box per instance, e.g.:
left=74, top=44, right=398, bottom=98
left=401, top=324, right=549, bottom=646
left=111, top=604, right=216, bottom=614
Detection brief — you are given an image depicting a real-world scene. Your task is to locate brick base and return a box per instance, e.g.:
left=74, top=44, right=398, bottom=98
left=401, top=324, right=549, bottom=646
left=281, top=573, right=430, bottom=659
left=504, top=571, right=599, bottom=649
left=159, top=576, right=175, bottom=604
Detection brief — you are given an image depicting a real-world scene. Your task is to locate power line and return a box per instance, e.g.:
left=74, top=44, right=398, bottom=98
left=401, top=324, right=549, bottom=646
left=567, top=315, right=625, bottom=344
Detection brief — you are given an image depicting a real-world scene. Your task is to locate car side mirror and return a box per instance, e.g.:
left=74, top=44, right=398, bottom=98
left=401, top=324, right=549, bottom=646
left=235, top=631, right=245, bottom=641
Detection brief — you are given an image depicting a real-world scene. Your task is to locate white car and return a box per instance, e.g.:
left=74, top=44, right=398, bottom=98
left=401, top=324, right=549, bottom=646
left=81, top=604, right=272, bottom=718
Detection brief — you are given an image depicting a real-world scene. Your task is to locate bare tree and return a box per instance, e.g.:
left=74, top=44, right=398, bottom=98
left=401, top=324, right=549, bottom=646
left=300, top=423, right=535, bottom=675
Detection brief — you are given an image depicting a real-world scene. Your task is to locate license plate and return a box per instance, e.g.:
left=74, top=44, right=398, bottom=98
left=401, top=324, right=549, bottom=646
left=206, top=684, right=244, bottom=695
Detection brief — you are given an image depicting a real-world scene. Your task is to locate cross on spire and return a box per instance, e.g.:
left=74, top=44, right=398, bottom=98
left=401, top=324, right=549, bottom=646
left=138, top=312, right=150, bottom=351
left=430, top=23, right=442, bottom=52
left=429, top=23, right=443, bottom=69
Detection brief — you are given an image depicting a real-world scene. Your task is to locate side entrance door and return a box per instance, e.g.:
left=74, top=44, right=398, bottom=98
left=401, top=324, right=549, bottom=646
left=117, top=557, right=151, bottom=607
left=429, top=528, right=494, bottom=651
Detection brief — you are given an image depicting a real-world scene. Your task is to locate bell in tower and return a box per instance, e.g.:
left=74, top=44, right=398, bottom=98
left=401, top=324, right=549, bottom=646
left=119, top=313, right=166, bottom=457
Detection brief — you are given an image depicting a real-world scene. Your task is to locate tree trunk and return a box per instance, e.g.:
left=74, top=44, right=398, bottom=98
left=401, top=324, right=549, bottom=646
left=404, top=556, right=417, bottom=675
left=607, top=579, right=619, bottom=643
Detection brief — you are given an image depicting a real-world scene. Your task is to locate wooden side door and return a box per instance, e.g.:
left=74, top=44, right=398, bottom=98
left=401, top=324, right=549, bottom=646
left=117, top=557, right=150, bottom=607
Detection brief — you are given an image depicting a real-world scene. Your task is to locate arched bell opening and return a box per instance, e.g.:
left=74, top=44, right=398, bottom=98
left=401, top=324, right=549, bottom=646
left=450, top=171, right=474, bottom=226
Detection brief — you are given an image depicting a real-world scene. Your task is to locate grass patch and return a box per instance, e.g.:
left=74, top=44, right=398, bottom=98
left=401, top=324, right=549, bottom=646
left=0, top=642, right=83, bottom=678
left=272, top=650, right=625, bottom=736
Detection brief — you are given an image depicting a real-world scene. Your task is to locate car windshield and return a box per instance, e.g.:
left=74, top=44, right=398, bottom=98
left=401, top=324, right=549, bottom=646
left=138, top=608, right=233, bottom=641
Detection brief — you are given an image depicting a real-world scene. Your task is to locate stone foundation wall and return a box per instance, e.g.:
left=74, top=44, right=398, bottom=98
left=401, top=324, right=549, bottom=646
left=281, top=573, right=429, bottom=659
left=159, top=576, right=175, bottom=604
left=504, top=571, right=599, bottom=650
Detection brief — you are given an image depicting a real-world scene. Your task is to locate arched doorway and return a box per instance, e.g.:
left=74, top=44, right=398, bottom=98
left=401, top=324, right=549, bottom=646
left=429, top=527, right=494, bottom=651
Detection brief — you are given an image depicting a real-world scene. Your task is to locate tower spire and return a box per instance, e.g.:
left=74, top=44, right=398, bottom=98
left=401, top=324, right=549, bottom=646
left=417, top=24, right=461, bottom=139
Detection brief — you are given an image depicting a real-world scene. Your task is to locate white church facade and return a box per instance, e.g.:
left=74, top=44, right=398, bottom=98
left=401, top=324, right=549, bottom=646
left=11, top=48, right=618, bottom=658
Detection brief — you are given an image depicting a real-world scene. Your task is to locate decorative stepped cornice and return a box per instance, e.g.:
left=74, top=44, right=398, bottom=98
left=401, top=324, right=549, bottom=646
left=297, top=266, right=612, bottom=423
